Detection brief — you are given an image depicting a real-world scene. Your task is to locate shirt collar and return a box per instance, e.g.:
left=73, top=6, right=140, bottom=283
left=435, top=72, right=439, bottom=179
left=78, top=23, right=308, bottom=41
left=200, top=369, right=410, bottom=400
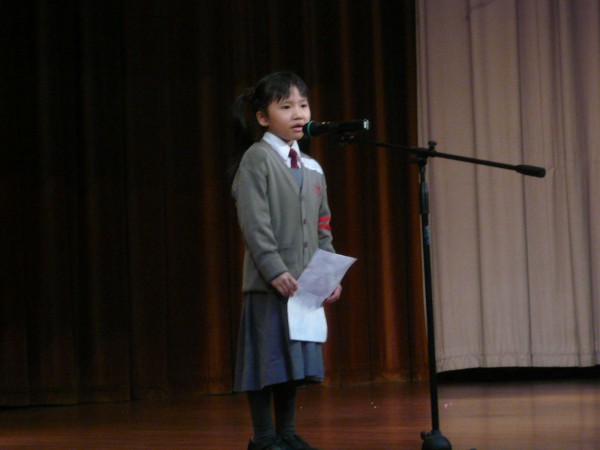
left=262, top=131, right=301, bottom=168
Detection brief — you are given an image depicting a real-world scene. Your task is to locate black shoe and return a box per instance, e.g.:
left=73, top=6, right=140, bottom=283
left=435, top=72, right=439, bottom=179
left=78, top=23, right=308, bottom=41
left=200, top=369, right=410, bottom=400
left=279, top=435, right=320, bottom=450
left=247, top=436, right=287, bottom=450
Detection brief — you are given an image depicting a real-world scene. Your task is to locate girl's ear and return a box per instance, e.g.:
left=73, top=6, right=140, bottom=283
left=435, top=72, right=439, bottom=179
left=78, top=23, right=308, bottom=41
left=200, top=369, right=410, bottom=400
left=256, top=110, right=270, bottom=127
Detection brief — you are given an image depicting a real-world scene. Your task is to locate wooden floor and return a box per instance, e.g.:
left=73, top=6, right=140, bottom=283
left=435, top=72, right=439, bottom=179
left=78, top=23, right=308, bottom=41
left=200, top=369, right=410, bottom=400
left=1, top=378, right=599, bottom=449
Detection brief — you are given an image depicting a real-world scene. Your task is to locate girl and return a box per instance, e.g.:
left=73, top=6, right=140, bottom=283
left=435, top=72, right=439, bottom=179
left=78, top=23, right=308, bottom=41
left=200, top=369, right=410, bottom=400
left=231, top=71, right=342, bottom=450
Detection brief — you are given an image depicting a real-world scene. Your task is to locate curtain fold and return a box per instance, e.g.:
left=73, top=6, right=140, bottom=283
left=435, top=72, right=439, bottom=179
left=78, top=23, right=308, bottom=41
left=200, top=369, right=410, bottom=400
left=1, top=0, right=423, bottom=406
left=418, top=0, right=600, bottom=372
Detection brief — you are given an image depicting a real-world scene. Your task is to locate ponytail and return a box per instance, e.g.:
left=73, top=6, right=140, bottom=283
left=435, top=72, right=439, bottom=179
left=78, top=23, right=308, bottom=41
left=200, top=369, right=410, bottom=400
left=229, top=88, right=259, bottom=179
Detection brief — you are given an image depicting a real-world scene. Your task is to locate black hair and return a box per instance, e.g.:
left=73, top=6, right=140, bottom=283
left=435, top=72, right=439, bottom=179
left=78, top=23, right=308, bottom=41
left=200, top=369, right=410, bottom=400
left=229, top=71, right=310, bottom=177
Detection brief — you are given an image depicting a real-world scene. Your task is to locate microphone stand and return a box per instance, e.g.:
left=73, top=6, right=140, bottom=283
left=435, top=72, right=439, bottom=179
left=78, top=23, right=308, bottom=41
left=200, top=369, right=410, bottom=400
left=338, top=135, right=545, bottom=450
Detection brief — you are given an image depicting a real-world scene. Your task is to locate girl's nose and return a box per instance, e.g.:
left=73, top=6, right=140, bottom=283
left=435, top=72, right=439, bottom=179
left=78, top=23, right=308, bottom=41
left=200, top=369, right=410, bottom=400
left=293, top=106, right=305, bottom=118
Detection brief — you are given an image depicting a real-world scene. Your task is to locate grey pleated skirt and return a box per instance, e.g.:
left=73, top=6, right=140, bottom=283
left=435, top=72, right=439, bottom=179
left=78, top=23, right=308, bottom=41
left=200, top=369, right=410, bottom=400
left=234, top=292, right=324, bottom=392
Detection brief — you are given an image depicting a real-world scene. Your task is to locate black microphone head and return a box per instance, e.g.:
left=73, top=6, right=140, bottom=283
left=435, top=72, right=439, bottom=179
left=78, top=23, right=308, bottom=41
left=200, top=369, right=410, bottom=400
left=302, top=121, right=316, bottom=137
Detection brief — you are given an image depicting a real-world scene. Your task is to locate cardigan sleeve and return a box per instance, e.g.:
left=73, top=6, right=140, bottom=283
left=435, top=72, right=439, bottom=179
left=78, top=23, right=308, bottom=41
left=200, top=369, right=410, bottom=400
left=232, top=155, right=288, bottom=283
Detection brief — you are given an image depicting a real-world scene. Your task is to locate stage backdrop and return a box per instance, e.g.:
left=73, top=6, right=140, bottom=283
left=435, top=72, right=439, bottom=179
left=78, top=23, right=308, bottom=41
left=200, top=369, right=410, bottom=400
left=1, top=1, right=426, bottom=406
left=418, top=0, right=600, bottom=371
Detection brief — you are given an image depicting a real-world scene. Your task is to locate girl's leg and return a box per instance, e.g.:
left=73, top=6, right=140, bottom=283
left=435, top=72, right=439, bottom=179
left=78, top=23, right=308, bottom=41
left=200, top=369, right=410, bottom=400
left=273, top=382, right=297, bottom=439
left=247, top=387, right=277, bottom=443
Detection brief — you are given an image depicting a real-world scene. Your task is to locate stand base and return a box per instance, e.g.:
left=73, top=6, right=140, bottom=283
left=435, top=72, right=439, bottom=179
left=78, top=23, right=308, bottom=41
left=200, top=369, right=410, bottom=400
left=421, top=430, right=452, bottom=450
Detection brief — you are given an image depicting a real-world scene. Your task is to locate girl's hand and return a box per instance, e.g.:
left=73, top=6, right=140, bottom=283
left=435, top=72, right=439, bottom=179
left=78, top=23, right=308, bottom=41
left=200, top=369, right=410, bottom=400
left=271, top=272, right=298, bottom=298
left=323, top=284, right=342, bottom=304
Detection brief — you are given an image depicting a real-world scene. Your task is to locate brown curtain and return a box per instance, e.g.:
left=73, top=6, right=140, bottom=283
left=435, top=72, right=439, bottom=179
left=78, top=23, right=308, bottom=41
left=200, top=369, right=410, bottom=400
left=1, top=0, right=425, bottom=406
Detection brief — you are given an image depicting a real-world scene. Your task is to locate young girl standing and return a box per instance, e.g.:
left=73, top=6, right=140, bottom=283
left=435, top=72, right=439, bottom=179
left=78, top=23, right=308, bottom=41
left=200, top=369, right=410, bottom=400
left=231, top=71, right=342, bottom=450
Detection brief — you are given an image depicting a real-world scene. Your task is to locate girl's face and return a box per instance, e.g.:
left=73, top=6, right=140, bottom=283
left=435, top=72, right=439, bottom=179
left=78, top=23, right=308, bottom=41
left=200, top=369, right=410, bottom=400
left=256, top=86, right=311, bottom=145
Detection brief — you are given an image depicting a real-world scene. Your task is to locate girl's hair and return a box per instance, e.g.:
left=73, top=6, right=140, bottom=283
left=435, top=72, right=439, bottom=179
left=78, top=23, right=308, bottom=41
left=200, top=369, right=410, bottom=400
left=230, top=71, right=310, bottom=177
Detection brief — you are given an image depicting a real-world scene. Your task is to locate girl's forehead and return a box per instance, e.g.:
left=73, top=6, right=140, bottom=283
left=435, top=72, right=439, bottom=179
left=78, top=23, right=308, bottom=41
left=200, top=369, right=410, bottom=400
left=274, top=86, right=308, bottom=103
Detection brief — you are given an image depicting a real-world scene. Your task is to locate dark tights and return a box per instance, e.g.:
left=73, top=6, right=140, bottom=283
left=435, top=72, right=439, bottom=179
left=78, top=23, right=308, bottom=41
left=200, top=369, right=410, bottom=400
left=247, top=382, right=297, bottom=443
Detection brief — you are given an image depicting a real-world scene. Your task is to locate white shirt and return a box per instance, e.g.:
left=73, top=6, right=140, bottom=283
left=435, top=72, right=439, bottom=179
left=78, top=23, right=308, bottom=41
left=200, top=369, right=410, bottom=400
left=262, top=131, right=302, bottom=169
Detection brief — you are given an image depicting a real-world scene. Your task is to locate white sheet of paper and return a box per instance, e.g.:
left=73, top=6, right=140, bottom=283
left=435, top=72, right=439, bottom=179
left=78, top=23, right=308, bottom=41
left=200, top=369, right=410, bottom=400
left=288, top=249, right=357, bottom=342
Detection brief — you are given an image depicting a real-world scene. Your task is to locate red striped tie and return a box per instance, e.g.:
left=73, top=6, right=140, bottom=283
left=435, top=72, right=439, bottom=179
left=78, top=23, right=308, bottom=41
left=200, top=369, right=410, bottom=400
left=289, top=149, right=299, bottom=169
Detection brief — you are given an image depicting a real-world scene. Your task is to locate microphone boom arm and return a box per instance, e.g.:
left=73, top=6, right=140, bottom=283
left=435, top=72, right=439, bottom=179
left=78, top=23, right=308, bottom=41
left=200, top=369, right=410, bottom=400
left=338, top=136, right=546, bottom=178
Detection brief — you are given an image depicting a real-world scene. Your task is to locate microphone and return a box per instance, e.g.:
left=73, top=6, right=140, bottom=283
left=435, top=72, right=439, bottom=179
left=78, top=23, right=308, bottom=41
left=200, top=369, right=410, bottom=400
left=303, top=119, right=370, bottom=137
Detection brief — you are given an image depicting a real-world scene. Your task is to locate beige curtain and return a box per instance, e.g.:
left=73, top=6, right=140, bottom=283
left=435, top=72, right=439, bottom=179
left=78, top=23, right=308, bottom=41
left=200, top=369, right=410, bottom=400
left=417, top=0, right=600, bottom=371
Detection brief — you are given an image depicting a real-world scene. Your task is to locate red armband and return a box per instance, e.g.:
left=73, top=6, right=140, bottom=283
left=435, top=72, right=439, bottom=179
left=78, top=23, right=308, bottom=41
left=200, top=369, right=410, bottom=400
left=318, top=216, right=332, bottom=231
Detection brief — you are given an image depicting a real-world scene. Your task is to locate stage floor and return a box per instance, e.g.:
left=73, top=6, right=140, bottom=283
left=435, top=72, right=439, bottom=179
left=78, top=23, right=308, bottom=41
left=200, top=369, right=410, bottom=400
left=1, top=378, right=599, bottom=449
